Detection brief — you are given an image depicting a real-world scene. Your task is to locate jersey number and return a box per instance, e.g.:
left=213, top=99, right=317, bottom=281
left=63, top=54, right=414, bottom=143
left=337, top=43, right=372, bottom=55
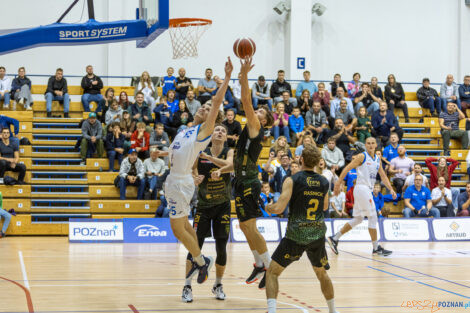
left=307, top=199, right=319, bottom=221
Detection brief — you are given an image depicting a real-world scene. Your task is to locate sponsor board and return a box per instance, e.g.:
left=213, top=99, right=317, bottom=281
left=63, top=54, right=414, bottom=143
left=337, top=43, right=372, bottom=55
left=432, top=218, right=470, bottom=241
left=231, top=218, right=280, bottom=242
left=382, top=219, right=430, bottom=241
left=123, top=218, right=177, bottom=243
left=69, top=219, right=123, bottom=242
left=280, top=219, right=332, bottom=238
left=332, top=219, right=381, bottom=241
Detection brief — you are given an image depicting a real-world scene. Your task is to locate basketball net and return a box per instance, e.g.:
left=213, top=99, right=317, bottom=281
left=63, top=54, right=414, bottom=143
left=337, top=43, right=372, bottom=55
left=168, top=18, right=212, bottom=59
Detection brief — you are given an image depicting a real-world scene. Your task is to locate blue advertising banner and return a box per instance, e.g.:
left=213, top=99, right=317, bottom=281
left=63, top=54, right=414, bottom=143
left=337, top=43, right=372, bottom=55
left=123, top=218, right=177, bottom=243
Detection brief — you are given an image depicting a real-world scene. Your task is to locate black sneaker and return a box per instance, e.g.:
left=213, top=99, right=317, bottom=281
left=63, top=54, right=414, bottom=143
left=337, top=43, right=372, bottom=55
left=197, top=255, right=214, bottom=284
left=373, top=245, right=392, bottom=256
left=246, top=263, right=265, bottom=284
left=326, top=236, right=339, bottom=255
left=46, top=112, right=52, bottom=118
left=181, top=285, right=193, bottom=303
left=0, top=231, right=5, bottom=238
left=186, top=261, right=199, bottom=280
left=64, top=113, right=69, bottom=118
left=258, top=272, right=266, bottom=289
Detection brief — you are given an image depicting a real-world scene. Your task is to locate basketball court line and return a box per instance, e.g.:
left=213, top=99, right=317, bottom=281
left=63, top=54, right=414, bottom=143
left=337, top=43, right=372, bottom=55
left=0, top=276, right=35, bottom=313
left=128, top=304, right=139, bottom=313
left=18, top=251, right=30, bottom=290
left=340, top=249, right=470, bottom=289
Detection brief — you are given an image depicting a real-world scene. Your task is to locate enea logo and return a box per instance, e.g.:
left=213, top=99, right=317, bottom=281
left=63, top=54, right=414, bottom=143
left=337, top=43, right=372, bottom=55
left=133, top=224, right=168, bottom=237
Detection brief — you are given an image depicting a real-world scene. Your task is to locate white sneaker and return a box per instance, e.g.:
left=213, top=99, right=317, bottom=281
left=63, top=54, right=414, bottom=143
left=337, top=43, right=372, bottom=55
left=3, top=103, right=9, bottom=109
left=18, top=98, right=24, bottom=106
left=182, top=285, right=193, bottom=303
left=0, top=178, right=3, bottom=184
left=12, top=101, right=16, bottom=111
left=212, top=284, right=226, bottom=300
left=26, top=104, right=32, bottom=111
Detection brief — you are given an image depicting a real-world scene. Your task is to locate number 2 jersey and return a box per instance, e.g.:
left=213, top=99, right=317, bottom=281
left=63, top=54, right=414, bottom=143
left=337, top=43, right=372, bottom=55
left=286, top=170, right=329, bottom=245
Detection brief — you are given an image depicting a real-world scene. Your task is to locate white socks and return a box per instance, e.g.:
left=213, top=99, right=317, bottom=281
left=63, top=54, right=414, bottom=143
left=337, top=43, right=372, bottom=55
left=214, top=276, right=222, bottom=286
left=333, top=232, right=342, bottom=241
left=372, top=240, right=379, bottom=250
left=252, top=250, right=264, bottom=267
left=194, top=254, right=205, bottom=266
left=260, top=251, right=271, bottom=268
left=327, top=299, right=337, bottom=313
left=185, top=277, right=192, bottom=286
left=267, top=298, right=277, bottom=313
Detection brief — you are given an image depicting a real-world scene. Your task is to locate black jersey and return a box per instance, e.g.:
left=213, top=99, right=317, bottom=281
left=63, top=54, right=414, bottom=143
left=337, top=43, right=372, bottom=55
left=233, top=126, right=264, bottom=182
left=286, top=170, right=329, bottom=245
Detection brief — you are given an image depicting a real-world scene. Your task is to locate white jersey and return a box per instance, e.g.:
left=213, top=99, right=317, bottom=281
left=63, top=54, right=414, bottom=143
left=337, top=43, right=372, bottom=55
left=356, top=152, right=380, bottom=190
left=168, top=124, right=211, bottom=176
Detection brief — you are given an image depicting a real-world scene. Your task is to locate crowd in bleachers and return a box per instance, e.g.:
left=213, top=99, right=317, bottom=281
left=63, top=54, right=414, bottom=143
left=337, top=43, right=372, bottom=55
left=0, top=64, right=470, bottom=234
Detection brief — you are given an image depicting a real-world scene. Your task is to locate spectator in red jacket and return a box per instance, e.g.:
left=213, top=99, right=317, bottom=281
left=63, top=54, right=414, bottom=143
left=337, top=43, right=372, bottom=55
left=345, top=182, right=355, bottom=216
left=313, top=82, right=331, bottom=116
left=131, top=122, right=150, bottom=160
left=425, top=156, right=460, bottom=211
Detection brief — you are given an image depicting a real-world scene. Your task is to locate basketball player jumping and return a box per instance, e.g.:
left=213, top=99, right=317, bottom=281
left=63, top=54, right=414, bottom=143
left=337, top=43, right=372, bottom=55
left=182, top=125, right=234, bottom=302
left=163, top=57, right=233, bottom=286
left=265, top=146, right=339, bottom=313
left=328, top=136, right=396, bottom=256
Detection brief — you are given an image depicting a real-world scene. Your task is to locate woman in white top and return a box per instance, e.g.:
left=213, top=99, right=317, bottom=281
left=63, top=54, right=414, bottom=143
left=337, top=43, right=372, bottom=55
left=137, top=71, right=156, bottom=110
left=316, top=157, right=336, bottom=191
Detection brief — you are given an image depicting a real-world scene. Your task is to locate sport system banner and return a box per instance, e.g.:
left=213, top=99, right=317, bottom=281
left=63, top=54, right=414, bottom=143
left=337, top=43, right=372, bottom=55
left=69, top=217, right=470, bottom=243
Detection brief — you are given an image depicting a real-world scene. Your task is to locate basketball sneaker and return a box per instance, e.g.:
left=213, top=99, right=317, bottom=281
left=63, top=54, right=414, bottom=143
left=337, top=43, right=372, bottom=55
left=181, top=285, right=193, bottom=303
left=258, top=272, right=266, bottom=289
left=326, top=236, right=339, bottom=255
left=197, top=255, right=214, bottom=284
left=212, top=284, right=226, bottom=300
left=246, top=263, right=265, bottom=284
left=373, top=245, right=392, bottom=256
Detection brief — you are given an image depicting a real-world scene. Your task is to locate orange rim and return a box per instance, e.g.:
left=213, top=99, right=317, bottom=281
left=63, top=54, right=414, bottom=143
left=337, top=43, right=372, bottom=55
left=169, top=18, right=212, bottom=28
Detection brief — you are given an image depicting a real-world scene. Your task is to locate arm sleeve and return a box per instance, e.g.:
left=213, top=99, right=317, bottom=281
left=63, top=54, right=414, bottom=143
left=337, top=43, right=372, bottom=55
left=81, top=76, right=88, bottom=90
left=63, top=79, right=68, bottom=94
left=46, top=77, right=54, bottom=94
left=81, top=122, right=91, bottom=139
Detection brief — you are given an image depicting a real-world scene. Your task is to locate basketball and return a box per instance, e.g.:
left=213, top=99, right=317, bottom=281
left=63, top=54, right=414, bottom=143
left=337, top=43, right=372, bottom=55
left=233, top=38, right=256, bottom=59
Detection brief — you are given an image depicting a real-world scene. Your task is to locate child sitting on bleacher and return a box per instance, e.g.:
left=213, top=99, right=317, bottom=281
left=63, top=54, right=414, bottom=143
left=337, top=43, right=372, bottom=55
left=372, top=182, right=385, bottom=218
left=354, top=106, right=371, bottom=143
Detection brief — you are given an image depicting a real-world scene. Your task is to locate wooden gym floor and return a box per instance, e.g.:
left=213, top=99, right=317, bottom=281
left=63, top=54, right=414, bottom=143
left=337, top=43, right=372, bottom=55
left=0, top=238, right=469, bottom=313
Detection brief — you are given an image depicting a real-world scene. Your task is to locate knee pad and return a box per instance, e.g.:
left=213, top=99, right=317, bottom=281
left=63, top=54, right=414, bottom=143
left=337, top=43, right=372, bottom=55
left=215, top=238, right=228, bottom=266
left=348, top=216, right=363, bottom=228
left=368, top=213, right=378, bottom=229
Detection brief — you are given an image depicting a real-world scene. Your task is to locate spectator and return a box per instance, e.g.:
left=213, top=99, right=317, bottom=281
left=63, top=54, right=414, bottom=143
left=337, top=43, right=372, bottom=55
left=321, top=138, right=345, bottom=175
left=404, top=163, right=430, bottom=190
left=440, top=74, right=461, bottom=111
left=295, top=70, right=317, bottom=99
left=166, top=89, right=179, bottom=113
left=288, top=107, right=304, bottom=146
left=328, top=180, right=347, bottom=218
left=171, top=100, right=194, bottom=132
left=175, top=67, right=193, bottom=100
left=81, top=65, right=103, bottom=112
left=96, top=88, right=114, bottom=123
left=298, top=90, right=313, bottom=116
left=118, top=91, right=131, bottom=111
left=0, top=127, right=26, bottom=184
left=371, top=101, right=403, bottom=147
left=265, top=150, right=284, bottom=175
left=212, top=76, right=234, bottom=112
left=305, top=101, right=329, bottom=144
left=347, top=72, right=361, bottom=100
left=417, top=78, right=443, bottom=117
left=270, top=70, right=297, bottom=106
left=131, top=122, right=150, bottom=160
left=335, top=99, right=355, bottom=131
left=197, top=68, right=216, bottom=104
left=149, top=123, right=170, bottom=152
left=271, top=154, right=291, bottom=203
left=120, top=110, right=135, bottom=151
left=458, top=75, right=470, bottom=115
left=403, top=175, right=439, bottom=218
left=312, top=82, right=331, bottom=116
left=384, top=74, right=409, bottom=122
left=345, top=183, right=354, bottom=216
left=144, top=147, right=166, bottom=200
left=352, top=106, right=371, bottom=143
left=389, top=145, right=415, bottom=195
left=184, top=90, right=201, bottom=117
left=11, top=67, right=33, bottom=110
left=162, top=67, right=176, bottom=96
left=118, top=149, right=145, bottom=200
left=252, top=75, right=272, bottom=110
left=344, top=166, right=357, bottom=191
left=316, top=157, right=337, bottom=191
left=154, top=96, right=176, bottom=139
left=260, top=181, right=276, bottom=217
left=330, top=73, right=346, bottom=98
left=80, top=113, right=104, bottom=165
left=0, top=114, right=19, bottom=140
left=457, top=182, right=470, bottom=216
left=105, top=100, right=124, bottom=127
left=45, top=68, right=70, bottom=118
left=425, top=156, right=460, bottom=210
left=383, top=132, right=400, bottom=162
left=131, top=92, right=153, bottom=126
left=373, top=182, right=385, bottom=218
left=370, top=77, right=384, bottom=101
left=269, top=136, right=292, bottom=159
left=353, top=82, right=380, bottom=115
left=0, top=192, right=12, bottom=237
left=105, top=122, right=125, bottom=172
left=231, top=73, right=242, bottom=112
left=439, top=102, right=469, bottom=155
left=330, top=87, right=354, bottom=120
left=431, top=176, right=454, bottom=217
left=137, top=71, right=156, bottom=110
left=272, top=102, right=291, bottom=143
left=222, top=109, right=241, bottom=148
left=294, top=135, right=315, bottom=157
left=278, top=91, right=295, bottom=114
left=0, top=67, right=11, bottom=109
left=327, top=118, right=355, bottom=160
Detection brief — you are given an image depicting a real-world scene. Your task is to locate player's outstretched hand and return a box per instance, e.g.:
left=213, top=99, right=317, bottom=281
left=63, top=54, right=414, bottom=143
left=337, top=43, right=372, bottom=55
left=391, top=190, right=397, bottom=200
left=193, top=174, right=204, bottom=186
left=265, top=201, right=274, bottom=215
left=225, top=57, right=233, bottom=76
left=211, top=169, right=222, bottom=180
left=240, top=57, right=254, bottom=75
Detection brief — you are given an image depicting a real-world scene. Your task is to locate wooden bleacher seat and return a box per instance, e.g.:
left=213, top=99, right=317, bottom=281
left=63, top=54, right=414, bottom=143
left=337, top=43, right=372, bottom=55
left=3, top=199, right=31, bottom=213
left=5, top=171, right=32, bottom=183
left=90, top=200, right=159, bottom=213
left=89, top=185, right=137, bottom=198
left=31, top=85, right=135, bottom=96
left=88, top=171, right=118, bottom=184
left=0, top=110, right=33, bottom=121
left=0, top=185, right=31, bottom=198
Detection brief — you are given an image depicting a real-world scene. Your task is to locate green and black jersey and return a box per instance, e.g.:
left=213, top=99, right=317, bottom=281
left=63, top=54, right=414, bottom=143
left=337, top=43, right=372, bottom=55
left=286, top=170, right=329, bottom=245
left=197, top=146, right=231, bottom=208
left=233, top=126, right=264, bottom=183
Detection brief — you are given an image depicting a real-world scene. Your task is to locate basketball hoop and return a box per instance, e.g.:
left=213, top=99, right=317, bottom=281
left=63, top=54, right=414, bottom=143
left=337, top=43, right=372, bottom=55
left=168, top=18, right=212, bottom=59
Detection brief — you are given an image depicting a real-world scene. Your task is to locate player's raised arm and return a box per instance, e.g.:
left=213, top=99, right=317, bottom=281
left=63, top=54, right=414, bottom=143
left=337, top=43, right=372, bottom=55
left=266, top=177, right=293, bottom=215
left=378, top=161, right=397, bottom=199
left=198, top=57, right=233, bottom=139
left=333, top=153, right=365, bottom=196
left=239, top=57, right=261, bottom=136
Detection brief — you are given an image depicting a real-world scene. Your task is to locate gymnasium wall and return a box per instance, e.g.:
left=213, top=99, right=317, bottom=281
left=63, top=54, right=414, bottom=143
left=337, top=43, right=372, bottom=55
left=0, top=0, right=468, bottom=87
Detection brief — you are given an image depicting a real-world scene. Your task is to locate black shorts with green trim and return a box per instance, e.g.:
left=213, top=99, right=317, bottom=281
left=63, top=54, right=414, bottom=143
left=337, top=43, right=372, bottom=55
left=272, top=237, right=329, bottom=269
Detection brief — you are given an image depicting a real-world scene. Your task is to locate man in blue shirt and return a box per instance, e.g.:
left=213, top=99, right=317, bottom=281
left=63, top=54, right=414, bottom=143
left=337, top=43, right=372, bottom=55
left=295, top=71, right=317, bottom=98
left=288, top=107, right=304, bottom=146
left=344, top=168, right=357, bottom=191
left=162, top=67, right=176, bottom=96
left=403, top=175, right=439, bottom=217
left=382, top=132, right=400, bottom=162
